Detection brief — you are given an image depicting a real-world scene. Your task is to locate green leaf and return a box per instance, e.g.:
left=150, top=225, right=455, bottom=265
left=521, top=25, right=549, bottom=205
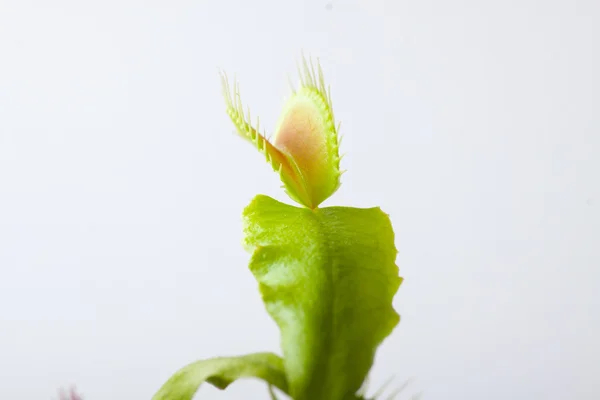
left=152, top=352, right=289, bottom=400
left=243, top=195, right=402, bottom=400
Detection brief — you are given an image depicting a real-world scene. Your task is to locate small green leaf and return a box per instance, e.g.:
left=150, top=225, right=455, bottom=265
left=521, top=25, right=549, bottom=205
left=152, top=352, right=289, bottom=400
left=243, top=195, right=402, bottom=400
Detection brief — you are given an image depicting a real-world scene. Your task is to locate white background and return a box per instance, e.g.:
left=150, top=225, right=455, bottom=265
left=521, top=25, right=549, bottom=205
left=1, top=1, right=598, bottom=399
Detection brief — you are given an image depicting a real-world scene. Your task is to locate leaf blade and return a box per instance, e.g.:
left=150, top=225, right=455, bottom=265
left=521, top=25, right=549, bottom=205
left=243, top=195, right=402, bottom=400
left=152, top=352, right=289, bottom=400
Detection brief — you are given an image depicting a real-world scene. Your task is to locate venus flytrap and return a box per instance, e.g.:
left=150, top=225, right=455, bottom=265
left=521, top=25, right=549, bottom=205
left=152, top=56, right=402, bottom=400
left=220, top=57, right=343, bottom=209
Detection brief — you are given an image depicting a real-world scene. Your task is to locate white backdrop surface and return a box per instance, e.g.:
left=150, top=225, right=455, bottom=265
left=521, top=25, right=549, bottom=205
left=0, top=1, right=598, bottom=399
